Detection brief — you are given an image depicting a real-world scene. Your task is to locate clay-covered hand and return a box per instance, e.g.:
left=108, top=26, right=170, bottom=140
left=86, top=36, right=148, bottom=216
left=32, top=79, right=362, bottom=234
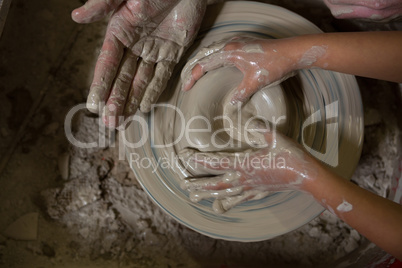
left=181, top=36, right=298, bottom=104
left=179, top=131, right=317, bottom=213
left=323, top=0, right=402, bottom=21
left=72, top=0, right=207, bottom=128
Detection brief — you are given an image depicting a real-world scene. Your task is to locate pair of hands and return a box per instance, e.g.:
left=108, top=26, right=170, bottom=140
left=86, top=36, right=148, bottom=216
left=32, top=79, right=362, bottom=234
left=72, top=0, right=207, bottom=128
left=178, top=35, right=311, bottom=213
left=73, top=0, right=401, bottom=212
left=71, top=0, right=312, bottom=213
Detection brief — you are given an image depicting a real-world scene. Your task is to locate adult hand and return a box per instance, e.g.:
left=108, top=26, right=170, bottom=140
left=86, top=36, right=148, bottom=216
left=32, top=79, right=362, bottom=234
left=72, top=0, right=207, bottom=128
left=179, top=131, right=317, bottom=213
left=181, top=36, right=298, bottom=104
left=323, top=0, right=402, bottom=21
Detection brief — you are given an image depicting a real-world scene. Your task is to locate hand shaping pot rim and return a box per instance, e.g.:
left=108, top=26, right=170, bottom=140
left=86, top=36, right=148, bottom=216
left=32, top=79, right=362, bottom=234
left=124, top=1, right=364, bottom=241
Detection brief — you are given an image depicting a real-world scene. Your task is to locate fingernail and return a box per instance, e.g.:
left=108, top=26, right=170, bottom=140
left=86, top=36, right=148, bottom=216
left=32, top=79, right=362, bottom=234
left=139, top=100, right=152, bottom=113
left=86, top=92, right=103, bottom=114
left=71, top=10, right=81, bottom=22
left=86, top=101, right=99, bottom=114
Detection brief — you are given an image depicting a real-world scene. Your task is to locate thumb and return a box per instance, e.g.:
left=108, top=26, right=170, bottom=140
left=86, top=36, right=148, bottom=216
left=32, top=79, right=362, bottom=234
left=71, top=0, right=124, bottom=23
left=230, top=74, right=261, bottom=104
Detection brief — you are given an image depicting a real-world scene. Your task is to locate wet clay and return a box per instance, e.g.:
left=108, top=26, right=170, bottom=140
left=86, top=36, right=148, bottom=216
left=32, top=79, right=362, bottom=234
left=151, top=65, right=304, bottom=212
left=124, top=1, right=364, bottom=240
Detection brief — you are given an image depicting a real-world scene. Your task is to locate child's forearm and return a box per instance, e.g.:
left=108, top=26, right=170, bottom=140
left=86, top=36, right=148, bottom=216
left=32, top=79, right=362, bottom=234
left=301, top=158, right=402, bottom=260
left=286, top=31, right=402, bottom=83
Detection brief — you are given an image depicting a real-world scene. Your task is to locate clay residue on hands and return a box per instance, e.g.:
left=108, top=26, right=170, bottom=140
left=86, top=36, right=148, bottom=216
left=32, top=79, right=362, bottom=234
left=180, top=35, right=298, bottom=104
left=74, top=0, right=207, bottom=126
left=298, top=45, right=328, bottom=68
left=178, top=127, right=315, bottom=214
left=170, top=65, right=306, bottom=213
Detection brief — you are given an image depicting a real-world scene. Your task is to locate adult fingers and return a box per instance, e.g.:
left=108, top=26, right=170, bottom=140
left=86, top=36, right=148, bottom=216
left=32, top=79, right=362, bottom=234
left=71, top=0, right=124, bottom=23
left=133, top=38, right=182, bottom=63
left=139, top=61, right=175, bottom=113
left=87, top=32, right=124, bottom=114
left=102, top=51, right=138, bottom=128
left=124, top=60, right=154, bottom=117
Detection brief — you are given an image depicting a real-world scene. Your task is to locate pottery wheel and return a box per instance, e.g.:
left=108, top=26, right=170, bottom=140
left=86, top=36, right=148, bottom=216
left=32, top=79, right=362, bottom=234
left=124, top=2, right=363, bottom=241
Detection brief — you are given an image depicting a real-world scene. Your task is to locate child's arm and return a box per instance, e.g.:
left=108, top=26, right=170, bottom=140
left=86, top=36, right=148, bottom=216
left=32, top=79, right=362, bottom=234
left=302, top=157, right=402, bottom=260
left=181, top=132, right=402, bottom=259
left=292, top=31, right=402, bottom=84
left=181, top=31, right=402, bottom=103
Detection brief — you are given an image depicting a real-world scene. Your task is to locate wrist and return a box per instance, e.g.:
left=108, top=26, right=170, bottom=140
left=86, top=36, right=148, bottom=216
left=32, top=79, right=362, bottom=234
left=293, top=153, right=324, bottom=193
left=298, top=155, right=342, bottom=198
left=259, top=37, right=302, bottom=77
left=282, top=36, right=305, bottom=72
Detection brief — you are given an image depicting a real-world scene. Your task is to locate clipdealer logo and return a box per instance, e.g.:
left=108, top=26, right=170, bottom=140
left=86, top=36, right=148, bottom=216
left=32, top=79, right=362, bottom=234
left=64, top=101, right=339, bottom=167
